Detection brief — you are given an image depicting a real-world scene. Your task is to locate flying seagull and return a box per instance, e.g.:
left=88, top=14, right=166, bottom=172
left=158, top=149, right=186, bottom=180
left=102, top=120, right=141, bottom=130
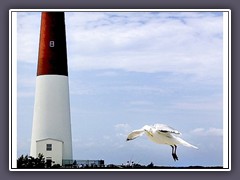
left=126, top=124, right=198, bottom=161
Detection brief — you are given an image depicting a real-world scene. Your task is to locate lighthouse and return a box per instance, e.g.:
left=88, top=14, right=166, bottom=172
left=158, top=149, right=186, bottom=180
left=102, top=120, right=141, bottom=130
left=30, top=12, right=72, bottom=167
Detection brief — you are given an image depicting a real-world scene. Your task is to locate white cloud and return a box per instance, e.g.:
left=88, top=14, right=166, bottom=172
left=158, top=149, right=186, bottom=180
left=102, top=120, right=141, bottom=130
left=114, top=123, right=131, bottom=130
left=172, top=97, right=223, bottom=111
left=114, top=123, right=131, bottom=138
left=110, top=85, right=165, bottom=95
left=208, top=128, right=223, bottom=136
left=96, top=71, right=119, bottom=77
left=129, top=101, right=153, bottom=106
left=191, top=127, right=223, bottom=137
left=17, top=11, right=223, bottom=84
left=65, top=12, right=223, bottom=83
left=17, top=12, right=41, bottom=63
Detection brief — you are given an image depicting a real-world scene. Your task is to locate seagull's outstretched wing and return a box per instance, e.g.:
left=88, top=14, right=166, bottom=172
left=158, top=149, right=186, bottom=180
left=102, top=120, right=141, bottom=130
left=126, top=129, right=145, bottom=141
left=153, top=124, right=181, bottom=135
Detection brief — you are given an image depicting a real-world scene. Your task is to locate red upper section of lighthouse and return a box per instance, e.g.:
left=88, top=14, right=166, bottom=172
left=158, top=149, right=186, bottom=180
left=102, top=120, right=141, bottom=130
left=37, top=12, right=68, bottom=76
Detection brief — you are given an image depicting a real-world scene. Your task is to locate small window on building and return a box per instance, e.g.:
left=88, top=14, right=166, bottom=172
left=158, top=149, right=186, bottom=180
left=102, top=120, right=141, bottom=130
left=49, top=41, right=55, bottom=47
left=46, top=144, right=52, bottom=151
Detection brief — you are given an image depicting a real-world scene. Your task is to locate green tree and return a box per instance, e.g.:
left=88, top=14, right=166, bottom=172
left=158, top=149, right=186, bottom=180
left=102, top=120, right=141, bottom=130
left=17, top=153, right=46, bottom=168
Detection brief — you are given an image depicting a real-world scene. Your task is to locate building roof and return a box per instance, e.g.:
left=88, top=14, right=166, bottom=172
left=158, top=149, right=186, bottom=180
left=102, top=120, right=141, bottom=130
left=36, top=138, right=64, bottom=143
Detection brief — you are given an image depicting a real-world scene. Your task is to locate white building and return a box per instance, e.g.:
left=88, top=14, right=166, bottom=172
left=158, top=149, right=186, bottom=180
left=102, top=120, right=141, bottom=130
left=36, top=138, right=63, bottom=166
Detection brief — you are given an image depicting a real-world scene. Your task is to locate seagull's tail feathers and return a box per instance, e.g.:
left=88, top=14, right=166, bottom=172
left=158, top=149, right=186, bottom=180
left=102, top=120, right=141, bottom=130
left=176, top=137, right=198, bottom=149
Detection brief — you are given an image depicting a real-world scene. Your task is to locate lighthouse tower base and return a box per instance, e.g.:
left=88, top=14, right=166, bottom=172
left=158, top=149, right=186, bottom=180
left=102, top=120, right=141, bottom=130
left=30, top=75, right=72, bottom=166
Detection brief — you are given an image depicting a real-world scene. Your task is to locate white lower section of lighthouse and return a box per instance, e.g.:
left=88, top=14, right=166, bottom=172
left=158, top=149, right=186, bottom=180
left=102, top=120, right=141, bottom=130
left=30, top=75, right=72, bottom=165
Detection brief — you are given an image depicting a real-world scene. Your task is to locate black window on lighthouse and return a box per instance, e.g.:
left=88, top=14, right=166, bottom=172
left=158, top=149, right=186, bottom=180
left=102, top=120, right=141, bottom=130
left=46, top=144, right=52, bottom=151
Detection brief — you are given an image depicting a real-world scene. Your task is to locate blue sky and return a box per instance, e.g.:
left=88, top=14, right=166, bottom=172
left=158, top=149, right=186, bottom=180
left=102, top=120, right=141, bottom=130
left=16, top=11, right=226, bottom=167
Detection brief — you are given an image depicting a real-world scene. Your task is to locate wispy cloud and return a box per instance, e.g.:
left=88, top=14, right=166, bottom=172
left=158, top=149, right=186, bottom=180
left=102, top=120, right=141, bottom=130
left=64, top=12, right=223, bottom=83
left=96, top=71, right=119, bottom=77
left=129, top=101, right=154, bottom=106
left=17, top=12, right=41, bottom=63
left=114, top=123, right=131, bottom=138
left=190, top=127, right=223, bottom=137
left=172, top=98, right=223, bottom=111
left=16, top=12, right=222, bottom=79
left=110, top=85, right=165, bottom=95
